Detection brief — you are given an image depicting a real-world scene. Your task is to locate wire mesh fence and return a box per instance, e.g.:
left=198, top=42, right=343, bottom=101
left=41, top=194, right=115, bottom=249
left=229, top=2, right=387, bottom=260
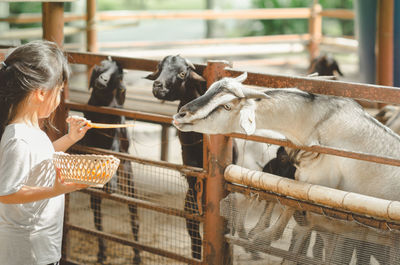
left=221, top=191, right=400, bottom=265
left=64, top=157, right=203, bottom=264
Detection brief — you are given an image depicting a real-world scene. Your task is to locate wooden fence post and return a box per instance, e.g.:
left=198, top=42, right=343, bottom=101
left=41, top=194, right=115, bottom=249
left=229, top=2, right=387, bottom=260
left=376, top=0, right=394, bottom=87
left=86, top=0, right=98, bottom=53
left=308, top=1, right=322, bottom=61
left=202, top=60, right=233, bottom=265
left=42, top=2, right=67, bottom=140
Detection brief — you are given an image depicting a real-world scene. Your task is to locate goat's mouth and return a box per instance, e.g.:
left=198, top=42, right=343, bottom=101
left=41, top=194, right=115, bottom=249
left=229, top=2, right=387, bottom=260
left=152, top=86, right=169, bottom=98
left=172, top=117, right=195, bottom=131
left=172, top=119, right=192, bottom=126
left=94, top=79, right=109, bottom=89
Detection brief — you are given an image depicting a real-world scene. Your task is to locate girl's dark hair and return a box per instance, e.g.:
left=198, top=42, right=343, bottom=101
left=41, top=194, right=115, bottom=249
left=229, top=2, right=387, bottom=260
left=0, top=40, right=70, bottom=139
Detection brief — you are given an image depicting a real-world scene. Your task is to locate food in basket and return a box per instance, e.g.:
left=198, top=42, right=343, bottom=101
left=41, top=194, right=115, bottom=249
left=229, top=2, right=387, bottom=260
left=53, top=152, right=120, bottom=187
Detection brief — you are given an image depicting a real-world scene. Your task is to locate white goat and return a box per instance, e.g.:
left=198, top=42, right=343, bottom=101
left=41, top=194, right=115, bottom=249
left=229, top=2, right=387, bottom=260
left=173, top=72, right=400, bottom=264
left=222, top=129, right=285, bottom=240
left=375, top=105, right=400, bottom=135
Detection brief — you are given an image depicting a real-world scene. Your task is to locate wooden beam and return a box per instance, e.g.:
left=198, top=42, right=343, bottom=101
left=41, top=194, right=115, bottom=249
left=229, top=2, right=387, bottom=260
left=42, top=2, right=67, bottom=140
left=376, top=0, right=394, bottom=86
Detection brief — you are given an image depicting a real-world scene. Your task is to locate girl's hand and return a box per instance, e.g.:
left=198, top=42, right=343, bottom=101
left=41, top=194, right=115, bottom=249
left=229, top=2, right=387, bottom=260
left=66, top=115, right=91, bottom=143
left=54, top=168, right=89, bottom=194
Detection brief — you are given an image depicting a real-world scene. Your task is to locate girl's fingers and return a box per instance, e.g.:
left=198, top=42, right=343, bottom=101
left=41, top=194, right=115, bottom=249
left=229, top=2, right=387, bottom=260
left=66, top=115, right=89, bottom=125
left=55, top=167, right=65, bottom=183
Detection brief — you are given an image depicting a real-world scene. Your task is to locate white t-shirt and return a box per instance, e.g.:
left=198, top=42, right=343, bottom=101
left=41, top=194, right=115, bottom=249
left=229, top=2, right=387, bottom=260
left=0, top=123, right=64, bottom=265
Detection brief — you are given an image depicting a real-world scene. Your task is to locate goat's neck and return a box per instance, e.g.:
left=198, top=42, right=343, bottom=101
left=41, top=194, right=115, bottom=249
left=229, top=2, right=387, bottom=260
left=178, top=80, right=204, bottom=110
left=254, top=91, right=321, bottom=146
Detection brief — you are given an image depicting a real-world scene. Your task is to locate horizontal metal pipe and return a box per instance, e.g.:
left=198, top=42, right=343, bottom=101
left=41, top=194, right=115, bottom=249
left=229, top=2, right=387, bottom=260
left=65, top=52, right=161, bottom=72
left=225, top=69, right=400, bottom=104
left=225, top=235, right=324, bottom=265
left=79, top=188, right=204, bottom=222
left=71, top=145, right=206, bottom=180
left=228, top=133, right=400, bottom=167
left=66, top=223, right=202, bottom=265
left=66, top=101, right=173, bottom=124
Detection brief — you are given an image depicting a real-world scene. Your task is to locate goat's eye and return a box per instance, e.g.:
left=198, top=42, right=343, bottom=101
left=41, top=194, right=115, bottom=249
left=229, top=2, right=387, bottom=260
left=178, top=71, right=186, bottom=79
left=223, top=104, right=231, bottom=111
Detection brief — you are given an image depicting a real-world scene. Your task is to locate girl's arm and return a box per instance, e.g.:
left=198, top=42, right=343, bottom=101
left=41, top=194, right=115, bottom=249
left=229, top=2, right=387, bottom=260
left=53, top=116, right=90, bottom=152
left=0, top=169, right=87, bottom=204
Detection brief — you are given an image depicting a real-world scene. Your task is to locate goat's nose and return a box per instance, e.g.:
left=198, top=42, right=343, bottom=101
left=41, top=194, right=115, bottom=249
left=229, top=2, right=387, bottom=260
left=153, top=80, right=162, bottom=88
left=99, top=73, right=109, bottom=82
left=178, top=111, right=187, bottom=118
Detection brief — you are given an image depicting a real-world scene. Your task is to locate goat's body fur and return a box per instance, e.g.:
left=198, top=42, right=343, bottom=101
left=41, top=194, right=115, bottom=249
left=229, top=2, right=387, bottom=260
left=256, top=89, right=400, bottom=199
left=173, top=73, right=400, bottom=263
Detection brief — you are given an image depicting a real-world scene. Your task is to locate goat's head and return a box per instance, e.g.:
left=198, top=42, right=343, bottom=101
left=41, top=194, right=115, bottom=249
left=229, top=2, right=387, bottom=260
left=89, top=57, right=126, bottom=106
left=145, top=55, right=206, bottom=101
left=308, top=54, right=343, bottom=77
left=173, top=72, right=270, bottom=135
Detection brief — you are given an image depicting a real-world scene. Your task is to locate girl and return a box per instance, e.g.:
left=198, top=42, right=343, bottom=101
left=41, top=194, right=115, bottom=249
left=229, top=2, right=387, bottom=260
left=0, top=40, right=90, bottom=265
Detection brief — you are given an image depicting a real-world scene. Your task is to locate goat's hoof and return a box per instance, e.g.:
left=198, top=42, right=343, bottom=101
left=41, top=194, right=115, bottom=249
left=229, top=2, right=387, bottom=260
left=133, top=255, right=141, bottom=265
left=251, top=236, right=272, bottom=252
left=237, top=229, right=248, bottom=240
left=250, top=251, right=262, bottom=260
left=192, top=252, right=202, bottom=260
left=97, top=254, right=106, bottom=264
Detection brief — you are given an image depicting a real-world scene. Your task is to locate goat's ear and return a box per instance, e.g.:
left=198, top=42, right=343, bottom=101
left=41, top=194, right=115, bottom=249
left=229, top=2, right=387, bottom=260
left=335, top=63, right=344, bottom=76
left=189, top=70, right=207, bottom=95
left=189, top=70, right=206, bottom=82
left=235, top=72, right=247, bottom=83
left=116, top=83, right=126, bottom=105
left=185, top=58, right=196, bottom=70
left=239, top=102, right=256, bottom=135
left=144, top=68, right=160, bottom=80
left=88, top=67, right=97, bottom=90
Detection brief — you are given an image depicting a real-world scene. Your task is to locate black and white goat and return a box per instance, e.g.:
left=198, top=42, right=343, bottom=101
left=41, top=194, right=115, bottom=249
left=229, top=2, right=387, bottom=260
left=81, top=58, right=141, bottom=264
left=173, top=72, right=400, bottom=264
left=145, top=56, right=287, bottom=259
left=145, top=55, right=209, bottom=260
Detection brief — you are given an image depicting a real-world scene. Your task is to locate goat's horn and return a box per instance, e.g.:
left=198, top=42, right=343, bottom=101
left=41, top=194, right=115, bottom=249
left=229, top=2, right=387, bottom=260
left=107, top=56, right=112, bottom=61
left=235, top=72, right=248, bottom=83
left=185, top=58, right=196, bottom=70
left=241, top=87, right=270, bottom=99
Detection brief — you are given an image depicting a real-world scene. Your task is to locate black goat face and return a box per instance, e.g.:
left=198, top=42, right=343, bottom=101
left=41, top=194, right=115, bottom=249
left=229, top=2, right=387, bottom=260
left=89, top=59, right=125, bottom=106
left=308, top=54, right=343, bottom=77
left=145, top=55, right=205, bottom=101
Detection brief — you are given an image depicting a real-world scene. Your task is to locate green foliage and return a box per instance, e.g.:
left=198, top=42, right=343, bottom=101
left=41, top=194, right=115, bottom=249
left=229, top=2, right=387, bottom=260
left=97, top=0, right=204, bottom=11
left=251, top=0, right=354, bottom=37
left=9, top=3, right=41, bottom=29
left=9, top=3, right=41, bottom=14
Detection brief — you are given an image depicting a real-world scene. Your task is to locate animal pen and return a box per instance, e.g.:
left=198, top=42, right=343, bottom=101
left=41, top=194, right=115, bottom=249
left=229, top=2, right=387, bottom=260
left=40, top=51, right=399, bottom=265
left=1, top=2, right=399, bottom=265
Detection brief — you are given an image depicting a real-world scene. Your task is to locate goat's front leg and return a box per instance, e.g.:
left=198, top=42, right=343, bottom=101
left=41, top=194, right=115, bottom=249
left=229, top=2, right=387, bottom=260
left=281, top=224, right=312, bottom=265
left=119, top=160, right=141, bottom=265
left=90, top=194, right=106, bottom=264
left=248, top=201, right=275, bottom=239
left=184, top=185, right=202, bottom=260
left=251, top=207, right=295, bottom=251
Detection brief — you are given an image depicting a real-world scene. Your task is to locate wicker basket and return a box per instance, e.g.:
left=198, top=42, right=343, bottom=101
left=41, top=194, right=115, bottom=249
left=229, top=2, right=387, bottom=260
left=53, top=152, right=120, bottom=187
